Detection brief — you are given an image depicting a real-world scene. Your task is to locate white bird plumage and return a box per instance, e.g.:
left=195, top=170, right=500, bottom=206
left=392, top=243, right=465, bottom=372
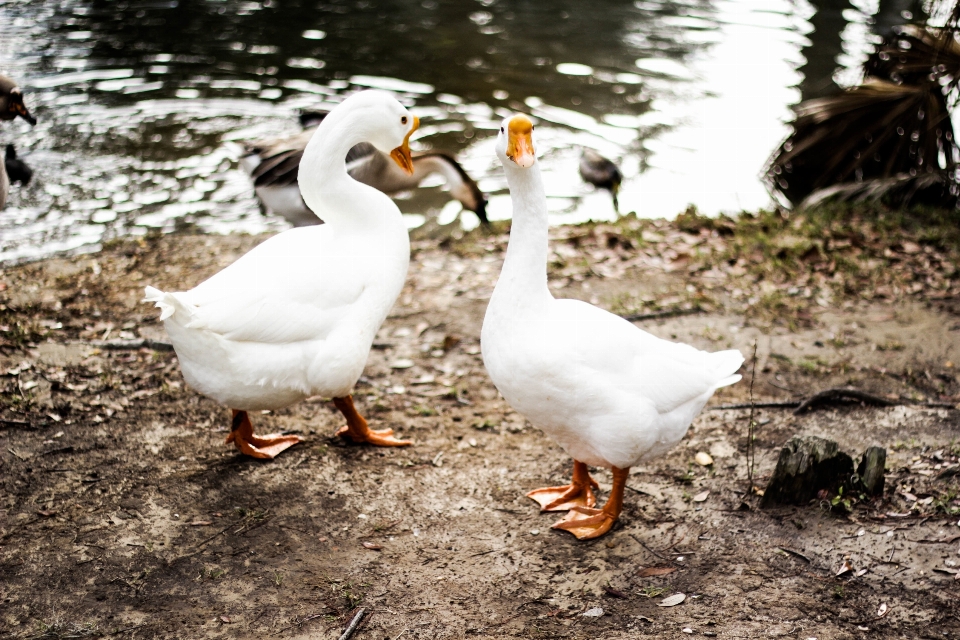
left=481, top=114, right=743, bottom=539
left=144, top=90, right=419, bottom=458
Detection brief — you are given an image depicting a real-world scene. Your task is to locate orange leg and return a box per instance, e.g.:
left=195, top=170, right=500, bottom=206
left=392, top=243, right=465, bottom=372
left=552, top=466, right=629, bottom=540
left=527, top=460, right=599, bottom=511
left=333, top=395, right=412, bottom=447
left=225, top=410, right=302, bottom=459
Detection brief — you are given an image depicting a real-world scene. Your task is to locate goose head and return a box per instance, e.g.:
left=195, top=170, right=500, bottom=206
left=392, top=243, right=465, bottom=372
left=496, top=114, right=536, bottom=169
left=0, top=75, right=36, bottom=126
left=341, top=90, right=420, bottom=175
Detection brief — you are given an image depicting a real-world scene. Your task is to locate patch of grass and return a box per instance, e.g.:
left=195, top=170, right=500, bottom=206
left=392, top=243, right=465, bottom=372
left=638, top=586, right=666, bottom=598
left=31, top=620, right=99, bottom=639
left=412, top=404, right=437, bottom=417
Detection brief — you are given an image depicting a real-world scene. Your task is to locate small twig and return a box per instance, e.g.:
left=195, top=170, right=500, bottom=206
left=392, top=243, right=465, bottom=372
left=629, top=534, right=672, bottom=561
left=746, top=341, right=758, bottom=494
left=622, top=306, right=703, bottom=322
left=108, top=624, right=146, bottom=635
left=338, top=608, right=366, bottom=640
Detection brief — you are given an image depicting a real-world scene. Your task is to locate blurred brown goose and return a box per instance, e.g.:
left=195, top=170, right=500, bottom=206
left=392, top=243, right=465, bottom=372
left=0, top=74, right=36, bottom=210
left=579, top=148, right=622, bottom=212
left=241, top=111, right=488, bottom=227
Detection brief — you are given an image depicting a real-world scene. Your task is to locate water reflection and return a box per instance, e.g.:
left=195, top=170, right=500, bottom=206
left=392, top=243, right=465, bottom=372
left=0, top=0, right=885, bottom=263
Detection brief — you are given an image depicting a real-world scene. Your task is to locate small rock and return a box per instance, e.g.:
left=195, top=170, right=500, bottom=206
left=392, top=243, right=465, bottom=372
left=582, top=607, right=603, bottom=617
left=388, top=359, right=415, bottom=369
left=695, top=452, right=713, bottom=466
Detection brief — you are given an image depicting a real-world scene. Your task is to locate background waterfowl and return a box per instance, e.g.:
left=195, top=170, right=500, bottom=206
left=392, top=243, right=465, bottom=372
left=241, top=109, right=488, bottom=227
left=579, top=147, right=622, bottom=212
left=145, top=90, right=419, bottom=458
left=5, top=145, right=32, bottom=186
left=482, top=114, right=743, bottom=539
left=0, top=75, right=35, bottom=210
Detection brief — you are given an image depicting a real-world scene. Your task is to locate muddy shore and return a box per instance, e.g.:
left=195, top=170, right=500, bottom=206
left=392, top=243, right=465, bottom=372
left=1, top=211, right=959, bottom=639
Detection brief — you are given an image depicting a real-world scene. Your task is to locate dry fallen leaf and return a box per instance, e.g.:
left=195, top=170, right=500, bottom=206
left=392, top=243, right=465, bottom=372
left=693, top=490, right=710, bottom=503
left=637, top=565, right=677, bottom=578
left=581, top=607, right=603, bottom=617
left=361, top=541, right=382, bottom=550
left=836, top=558, right=854, bottom=576
left=189, top=520, right=213, bottom=526
left=388, top=359, right=415, bottom=369
left=695, top=452, right=713, bottom=466
left=659, top=593, right=686, bottom=607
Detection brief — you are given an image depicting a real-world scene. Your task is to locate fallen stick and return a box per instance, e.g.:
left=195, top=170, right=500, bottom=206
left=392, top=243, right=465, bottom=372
left=339, top=608, right=366, bottom=640
left=709, top=387, right=958, bottom=414
left=88, top=338, right=174, bottom=352
left=793, top=388, right=896, bottom=414
left=621, top=306, right=703, bottom=322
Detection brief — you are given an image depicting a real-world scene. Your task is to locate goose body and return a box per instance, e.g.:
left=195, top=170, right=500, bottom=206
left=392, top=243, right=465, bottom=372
left=241, top=112, right=487, bottom=227
left=0, top=75, right=36, bottom=210
left=482, top=115, right=743, bottom=538
left=145, top=90, right=419, bottom=457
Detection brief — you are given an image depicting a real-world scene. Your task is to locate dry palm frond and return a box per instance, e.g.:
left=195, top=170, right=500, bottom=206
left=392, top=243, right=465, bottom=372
left=865, top=25, right=960, bottom=91
left=799, top=171, right=957, bottom=209
left=766, top=78, right=956, bottom=206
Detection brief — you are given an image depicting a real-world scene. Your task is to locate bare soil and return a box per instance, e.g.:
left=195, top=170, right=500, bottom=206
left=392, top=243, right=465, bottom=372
left=1, top=221, right=959, bottom=639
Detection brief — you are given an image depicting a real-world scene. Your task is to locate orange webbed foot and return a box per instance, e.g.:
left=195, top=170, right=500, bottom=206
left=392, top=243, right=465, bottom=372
left=527, top=460, right=599, bottom=511
left=551, top=506, right=618, bottom=540
left=226, top=410, right=302, bottom=459
left=333, top=395, right=412, bottom=447
left=335, top=424, right=412, bottom=447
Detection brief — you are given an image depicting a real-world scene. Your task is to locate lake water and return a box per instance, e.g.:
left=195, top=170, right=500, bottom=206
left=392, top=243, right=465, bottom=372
left=0, top=0, right=890, bottom=263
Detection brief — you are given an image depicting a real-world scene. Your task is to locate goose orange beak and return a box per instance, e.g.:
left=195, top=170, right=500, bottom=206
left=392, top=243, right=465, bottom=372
left=390, top=115, right=420, bottom=176
left=507, top=115, right=535, bottom=168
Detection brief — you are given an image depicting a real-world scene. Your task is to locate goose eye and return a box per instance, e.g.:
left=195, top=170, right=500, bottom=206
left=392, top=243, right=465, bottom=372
left=401, top=116, right=408, bottom=125
left=500, top=126, right=504, bottom=133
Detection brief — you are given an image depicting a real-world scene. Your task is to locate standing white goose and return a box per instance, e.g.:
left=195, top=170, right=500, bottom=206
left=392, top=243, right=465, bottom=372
left=481, top=114, right=743, bottom=539
left=144, top=90, right=418, bottom=458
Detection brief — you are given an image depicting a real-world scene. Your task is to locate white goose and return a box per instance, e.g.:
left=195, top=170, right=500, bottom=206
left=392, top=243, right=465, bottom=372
left=481, top=114, right=743, bottom=539
left=144, top=90, right=418, bottom=458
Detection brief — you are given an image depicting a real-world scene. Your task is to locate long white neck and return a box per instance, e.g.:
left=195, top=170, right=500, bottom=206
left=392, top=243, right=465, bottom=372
left=496, top=159, right=552, bottom=305
left=298, top=105, right=398, bottom=229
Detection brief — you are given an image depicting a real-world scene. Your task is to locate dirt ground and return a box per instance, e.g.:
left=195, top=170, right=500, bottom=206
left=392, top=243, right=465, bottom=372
left=1, top=219, right=959, bottom=639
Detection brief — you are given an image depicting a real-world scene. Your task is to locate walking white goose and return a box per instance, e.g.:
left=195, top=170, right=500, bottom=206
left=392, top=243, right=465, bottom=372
left=481, top=114, right=743, bottom=539
left=144, top=90, right=418, bottom=458
left=0, top=74, right=36, bottom=210
left=241, top=111, right=488, bottom=227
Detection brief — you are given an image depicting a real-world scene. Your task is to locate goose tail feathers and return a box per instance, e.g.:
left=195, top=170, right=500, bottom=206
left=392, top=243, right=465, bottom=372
left=711, top=349, right=745, bottom=389
left=143, top=285, right=189, bottom=322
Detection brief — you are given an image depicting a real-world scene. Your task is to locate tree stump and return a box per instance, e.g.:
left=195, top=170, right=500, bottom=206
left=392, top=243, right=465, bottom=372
left=760, top=436, right=855, bottom=507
